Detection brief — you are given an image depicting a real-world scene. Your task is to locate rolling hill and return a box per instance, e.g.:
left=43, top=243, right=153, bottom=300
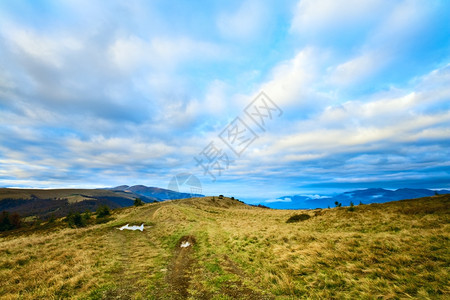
left=0, top=185, right=203, bottom=219
left=0, top=194, right=448, bottom=299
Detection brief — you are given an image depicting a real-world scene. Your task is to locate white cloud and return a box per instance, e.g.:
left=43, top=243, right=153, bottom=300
left=290, top=0, right=441, bottom=92
left=2, top=23, right=82, bottom=68
left=0, top=0, right=448, bottom=193
left=327, top=50, right=388, bottom=87
left=291, top=0, right=391, bottom=37
left=265, top=197, right=291, bottom=203
left=236, top=64, right=450, bottom=171
left=260, top=47, right=328, bottom=108
left=109, top=35, right=223, bottom=72
left=66, top=136, right=173, bottom=165
left=217, top=0, right=268, bottom=40
left=202, top=80, right=229, bottom=116
left=368, top=0, right=431, bottom=48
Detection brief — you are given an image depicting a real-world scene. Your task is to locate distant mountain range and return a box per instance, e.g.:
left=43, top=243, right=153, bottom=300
left=102, top=185, right=204, bottom=201
left=2, top=184, right=447, bottom=218
left=0, top=185, right=204, bottom=219
left=264, top=188, right=450, bottom=209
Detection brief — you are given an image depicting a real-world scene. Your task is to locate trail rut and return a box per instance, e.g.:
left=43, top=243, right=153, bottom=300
left=165, top=235, right=197, bottom=299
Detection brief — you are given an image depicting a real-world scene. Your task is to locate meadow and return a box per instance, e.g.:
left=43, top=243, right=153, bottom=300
left=1, top=195, right=448, bottom=299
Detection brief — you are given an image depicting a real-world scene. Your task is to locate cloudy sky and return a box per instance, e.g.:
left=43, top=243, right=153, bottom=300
left=0, top=0, right=449, bottom=202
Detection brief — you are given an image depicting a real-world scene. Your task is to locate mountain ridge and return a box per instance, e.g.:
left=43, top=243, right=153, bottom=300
left=265, top=188, right=450, bottom=209
left=0, top=185, right=204, bottom=219
left=104, top=185, right=204, bottom=200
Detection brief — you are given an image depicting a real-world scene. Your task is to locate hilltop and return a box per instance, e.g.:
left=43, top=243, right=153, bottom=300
left=0, top=185, right=203, bottom=219
left=0, top=195, right=449, bottom=299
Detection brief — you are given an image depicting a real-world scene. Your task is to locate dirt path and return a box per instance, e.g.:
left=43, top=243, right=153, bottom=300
left=102, top=206, right=161, bottom=299
left=104, top=231, right=137, bottom=299
left=165, top=235, right=197, bottom=299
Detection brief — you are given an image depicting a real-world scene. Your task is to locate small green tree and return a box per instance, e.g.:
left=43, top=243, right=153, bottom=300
left=48, top=214, right=56, bottom=223
left=83, top=211, right=91, bottom=221
left=73, top=212, right=85, bottom=227
left=96, top=205, right=111, bottom=219
left=0, top=211, right=12, bottom=231
left=134, top=198, right=144, bottom=206
left=348, top=201, right=355, bottom=212
left=66, top=212, right=86, bottom=228
left=0, top=211, right=21, bottom=231
left=335, top=201, right=342, bottom=208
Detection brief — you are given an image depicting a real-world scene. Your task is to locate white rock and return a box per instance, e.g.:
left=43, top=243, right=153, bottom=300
left=180, top=241, right=191, bottom=248
left=117, top=223, right=145, bottom=231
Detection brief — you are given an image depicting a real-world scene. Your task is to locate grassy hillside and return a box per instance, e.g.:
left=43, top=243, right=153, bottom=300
left=0, top=195, right=448, bottom=299
left=0, top=188, right=157, bottom=219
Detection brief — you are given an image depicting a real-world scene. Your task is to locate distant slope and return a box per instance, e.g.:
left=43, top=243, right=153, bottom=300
left=265, top=188, right=450, bottom=209
left=104, top=185, right=204, bottom=200
left=0, top=185, right=205, bottom=219
left=0, top=188, right=157, bottom=219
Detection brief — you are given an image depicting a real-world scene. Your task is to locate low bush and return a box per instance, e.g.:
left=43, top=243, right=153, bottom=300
left=96, top=205, right=111, bottom=219
left=0, top=211, right=21, bottom=231
left=65, top=212, right=86, bottom=228
left=286, top=214, right=311, bottom=223
left=348, top=201, right=355, bottom=212
left=134, top=198, right=144, bottom=206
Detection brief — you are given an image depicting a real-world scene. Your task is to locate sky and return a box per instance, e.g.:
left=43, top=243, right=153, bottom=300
left=0, top=0, right=449, bottom=203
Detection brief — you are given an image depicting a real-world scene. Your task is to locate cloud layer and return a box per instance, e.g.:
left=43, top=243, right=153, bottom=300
left=0, top=0, right=449, bottom=201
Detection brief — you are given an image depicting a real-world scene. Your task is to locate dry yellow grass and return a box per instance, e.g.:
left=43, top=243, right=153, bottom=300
left=0, top=195, right=448, bottom=299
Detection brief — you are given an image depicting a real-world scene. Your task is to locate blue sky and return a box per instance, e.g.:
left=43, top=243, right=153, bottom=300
left=0, top=0, right=449, bottom=203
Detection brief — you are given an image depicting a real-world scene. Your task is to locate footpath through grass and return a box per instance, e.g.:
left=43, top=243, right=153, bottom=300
left=0, top=195, right=449, bottom=299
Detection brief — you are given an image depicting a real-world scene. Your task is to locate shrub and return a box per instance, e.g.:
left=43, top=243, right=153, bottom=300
left=96, top=205, right=111, bottom=218
left=65, top=212, right=86, bottom=228
left=83, top=211, right=91, bottom=220
left=134, top=198, right=144, bottom=206
left=286, top=214, right=311, bottom=223
left=48, top=214, right=56, bottom=223
left=348, top=201, right=355, bottom=212
left=335, top=201, right=342, bottom=207
left=218, top=195, right=224, bottom=199
left=0, top=211, right=21, bottom=231
left=0, top=211, right=12, bottom=231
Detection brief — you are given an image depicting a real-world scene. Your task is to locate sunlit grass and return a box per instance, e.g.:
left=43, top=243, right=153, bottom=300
left=0, top=195, right=448, bottom=299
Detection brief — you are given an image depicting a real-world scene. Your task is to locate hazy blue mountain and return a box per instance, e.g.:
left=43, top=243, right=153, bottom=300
left=264, top=188, right=450, bottom=209
left=108, top=185, right=204, bottom=201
